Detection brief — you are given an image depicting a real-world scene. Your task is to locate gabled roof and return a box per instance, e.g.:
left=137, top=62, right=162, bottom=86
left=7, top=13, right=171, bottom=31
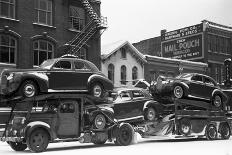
left=101, top=40, right=146, bottom=63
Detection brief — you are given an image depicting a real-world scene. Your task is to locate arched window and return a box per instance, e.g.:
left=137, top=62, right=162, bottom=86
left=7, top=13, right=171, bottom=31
left=121, top=48, right=126, bottom=59
left=0, top=34, right=17, bottom=64
left=121, top=65, right=127, bottom=85
left=132, top=66, right=138, bottom=85
left=108, top=64, right=114, bottom=83
left=33, top=40, right=54, bottom=66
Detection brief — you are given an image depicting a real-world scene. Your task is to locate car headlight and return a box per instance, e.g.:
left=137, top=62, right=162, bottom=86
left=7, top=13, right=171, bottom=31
left=13, top=117, right=26, bottom=125
left=6, top=73, right=14, bottom=81
left=94, top=114, right=106, bottom=130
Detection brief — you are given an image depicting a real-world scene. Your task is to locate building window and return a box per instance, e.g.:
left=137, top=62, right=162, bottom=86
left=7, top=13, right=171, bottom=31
left=132, top=66, right=138, bottom=85
left=35, top=0, right=52, bottom=25
left=78, top=48, right=86, bottom=59
left=0, top=0, right=15, bottom=19
left=121, top=65, right=127, bottom=85
left=221, top=65, right=224, bottom=84
left=0, top=34, right=16, bottom=63
left=33, top=40, right=53, bottom=66
left=69, top=6, right=85, bottom=31
left=215, top=66, right=219, bottom=84
left=121, top=48, right=126, bottom=59
left=108, top=64, right=114, bottom=83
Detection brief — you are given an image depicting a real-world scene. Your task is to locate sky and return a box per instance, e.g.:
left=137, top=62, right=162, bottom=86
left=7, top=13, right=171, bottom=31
left=100, top=0, right=232, bottom=45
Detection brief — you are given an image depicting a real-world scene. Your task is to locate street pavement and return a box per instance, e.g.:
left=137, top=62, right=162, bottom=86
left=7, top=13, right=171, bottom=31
left=0, top=134, right=231, bottom=155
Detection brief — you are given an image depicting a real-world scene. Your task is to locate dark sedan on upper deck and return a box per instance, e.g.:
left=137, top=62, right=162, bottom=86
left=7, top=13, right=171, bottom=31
left=0, top=57, right=113, bottom=98
left=154, top=73, right=227, bottom=108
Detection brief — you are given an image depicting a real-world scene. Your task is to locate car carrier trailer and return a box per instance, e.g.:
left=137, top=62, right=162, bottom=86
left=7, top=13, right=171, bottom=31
left=0, top=94, right=136, bottom=152
left=133, top=98, right=231, bottom=140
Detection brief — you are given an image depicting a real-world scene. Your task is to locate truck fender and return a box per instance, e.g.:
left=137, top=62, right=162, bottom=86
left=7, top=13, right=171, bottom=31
left=24, top=121, right=52, bottom=140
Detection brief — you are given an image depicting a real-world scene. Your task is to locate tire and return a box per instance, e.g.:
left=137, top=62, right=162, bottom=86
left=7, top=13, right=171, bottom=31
left=144, top=107, right=157, bottom=121
left=90, top=82, right=104, bottom=98
left=26, top=129, right=49, bottom=153
left=206, top=124, right=217, bottom=140
left=179, top=118, right=191, bottom=136
left=212, top=95, right=222, bottom=108
left=19, top=80, right=38, bottom=98
left=94, top=114, right=106, bottom=130
left=116, top=123, right=134, bottom=146
left=173, top=85, right=184, bottom=99
left=219, top=123, right=231, bottom=140
left=8, top=142, right=27, bottom=151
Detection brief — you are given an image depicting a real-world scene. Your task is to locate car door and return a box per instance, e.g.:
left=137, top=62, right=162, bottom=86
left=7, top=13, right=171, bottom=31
left=73, top=60, right=93, bottom=90
left=203, top=76, right=217, bottom=100
left=113, top=91, right=133, bottom=120
left=48, top=60, right=79, bottom=90
left=57, top=101, right=79, bottom=137
left=189, top=75, right=205, bottom=98
left=131, top=90, right=148, bottom=117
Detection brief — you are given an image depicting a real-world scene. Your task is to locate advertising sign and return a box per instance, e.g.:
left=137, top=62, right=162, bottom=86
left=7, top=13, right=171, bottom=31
left=161, top=23, right=204, bottom=60
left=162, top=34, right=203, bottom=60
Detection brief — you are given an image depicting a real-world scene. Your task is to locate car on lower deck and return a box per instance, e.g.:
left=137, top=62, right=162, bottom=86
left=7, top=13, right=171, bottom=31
left=153, top=73, right=227, bottom=109
left=0, top=57, right=113, bottom=98
left=109, top=87, right=163, bottom=123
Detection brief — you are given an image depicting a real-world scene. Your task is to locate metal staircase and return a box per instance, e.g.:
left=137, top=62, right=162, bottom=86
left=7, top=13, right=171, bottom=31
left=66, top=0, right=107, bottom=56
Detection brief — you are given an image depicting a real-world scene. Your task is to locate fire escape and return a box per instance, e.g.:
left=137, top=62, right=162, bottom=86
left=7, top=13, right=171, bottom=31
left=66, top=0, right=107, bottom=56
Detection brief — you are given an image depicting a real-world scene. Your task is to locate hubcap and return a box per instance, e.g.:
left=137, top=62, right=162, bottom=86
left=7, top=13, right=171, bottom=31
left=32, top=133, right=45, bottom=148
left=214, top=95, right=222, bottom=107
left=93, top=85, right=102, bottom=97
left=147, top=108, right=155, bottom=121
left=181, top=125, right=190, bottom=134
left=174, top=86, right=183, bottom=98
left=95, top=114, right=106, bottom=129
left=24, top=84, right=35, bottom=97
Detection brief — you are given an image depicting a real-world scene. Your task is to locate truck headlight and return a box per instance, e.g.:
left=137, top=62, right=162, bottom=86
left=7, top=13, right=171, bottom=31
left=13, top=117, right=26, bottom=125
left=94, top=114, right=106, bottom=130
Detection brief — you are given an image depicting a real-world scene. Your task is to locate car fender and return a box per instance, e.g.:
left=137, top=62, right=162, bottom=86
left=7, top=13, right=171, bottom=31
left=143, top=100, right=162, bottom=114
left=173, top=82, right=189, bottom=95
left=24, top=121, right=53, bottom=140
left=19, top=72, right=49, bottom=92
left=89, top=107, right=114, bottom=123
left=87, top=74, right=113, bottom=91
left=212, top=89, right=227, bottom=102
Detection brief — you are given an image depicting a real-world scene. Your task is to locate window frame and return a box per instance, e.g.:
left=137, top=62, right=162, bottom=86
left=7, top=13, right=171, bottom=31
left=33, top=40, right=54, bottom=66
left=121, top=65, right=127, bottom=85
left=35, top=0, right=53, bottom=26
left=0, top=34, right=17, bottom=64
left=0, top=0, right=16, bottom=19
left=108, top=63, right=115, bottom=83
left=121, top=48, right=126, bottom=59
left=69, top=5, right=85, bottom=32
left=132, top=66, right=138, bottom=85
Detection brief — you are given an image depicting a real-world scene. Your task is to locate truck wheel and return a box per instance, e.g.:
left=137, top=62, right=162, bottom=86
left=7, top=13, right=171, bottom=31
left=26, top=129, right=49, bottom=153
left=116, top=123, right=134, bottom=146
left=90, top=83, right=104, bottom=98
left=19, top=80, right=38, bottom=98
left=8, top=142, right=27, bottom=151
left=219, top=123, right=231, bottom=140
left=212, top=95, right=222, bottom=108
left=144, top=107, right=157, bottom=121
left=173, top=85, right=184, bottom=99
left=206, top=124, right=217, bottom=140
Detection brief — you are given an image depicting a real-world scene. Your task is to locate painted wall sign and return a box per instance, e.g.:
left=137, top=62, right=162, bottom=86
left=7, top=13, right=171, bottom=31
left=161, top=23, right=204, bottom=60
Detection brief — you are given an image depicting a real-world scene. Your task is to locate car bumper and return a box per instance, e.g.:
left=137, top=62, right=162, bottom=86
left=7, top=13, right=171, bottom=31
left=0, top=136, right=23, bottom=142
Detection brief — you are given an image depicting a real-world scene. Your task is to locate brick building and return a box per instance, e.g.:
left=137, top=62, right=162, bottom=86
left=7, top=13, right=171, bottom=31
left=133, top=20, right=232, bottom=84
left=0, top=0, right=106, bottom=71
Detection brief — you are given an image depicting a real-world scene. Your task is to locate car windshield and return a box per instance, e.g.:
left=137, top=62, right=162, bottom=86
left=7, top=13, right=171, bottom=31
left=39, top=59, right=56, bottom=69
left=175, top=73, right=192, bottom=79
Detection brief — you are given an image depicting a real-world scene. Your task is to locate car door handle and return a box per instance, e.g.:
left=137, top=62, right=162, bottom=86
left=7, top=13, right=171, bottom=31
left=46, top=73, right=51, bottom=75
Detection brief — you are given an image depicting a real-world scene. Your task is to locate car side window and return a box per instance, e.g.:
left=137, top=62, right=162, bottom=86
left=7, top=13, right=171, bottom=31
left=118, top=91, right=131, bottom=101
left=204, top=77, right=215, bottom=86
left=60, top=103, right=75, bottom=113
left=74, top=61, right=89, bottom=70
left=53, top=61, right=71, bottom=70
left=191, top=75, right=203, bottom=83
left=132, top=90, right=145, bottom=98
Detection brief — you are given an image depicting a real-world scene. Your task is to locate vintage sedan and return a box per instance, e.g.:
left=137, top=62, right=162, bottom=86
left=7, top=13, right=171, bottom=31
left=154, top=73, right=227, bottom=108
left=109, top=87, right=163, bottom=122
left=0, top=57, right=113, bottom=98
